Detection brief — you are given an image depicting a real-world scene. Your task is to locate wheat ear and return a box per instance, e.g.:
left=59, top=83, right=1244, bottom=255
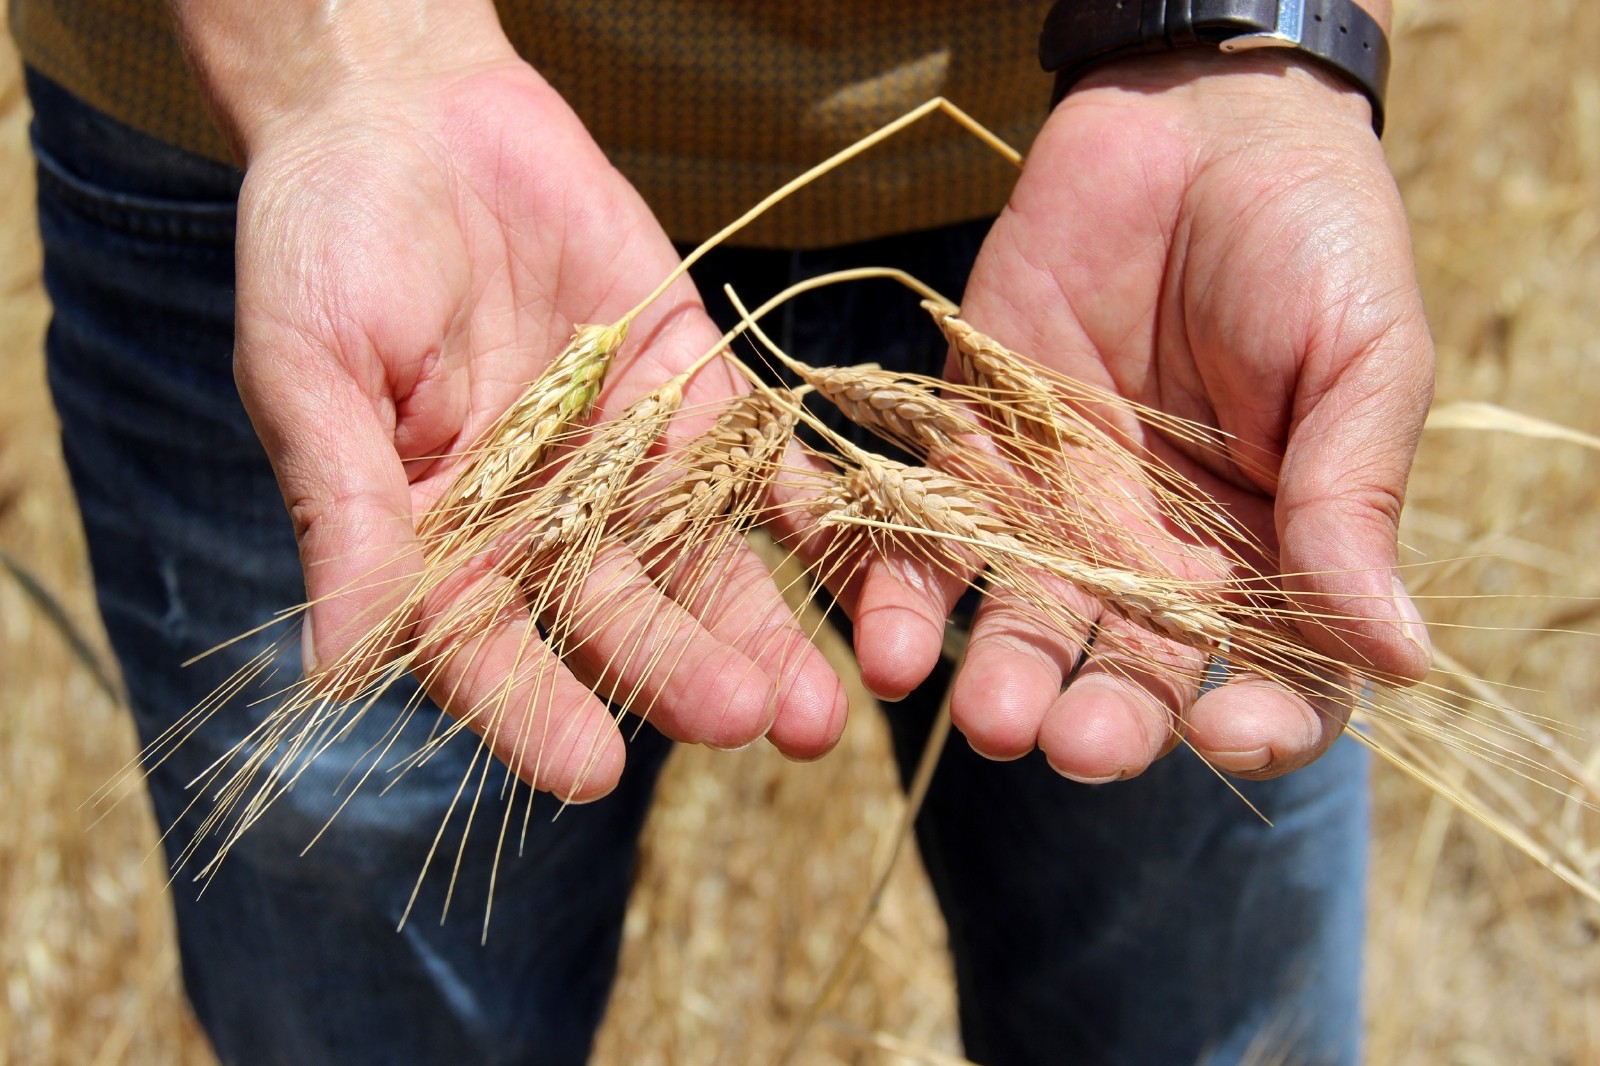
left=794, top=362, right=978, bottom=454
left=627, top=387, right=800, bottom=549
left=421, top=320, right=626, bottom=546
left=505, top=378, right=687, bottom=570
left=922, top=299, right=1099, bottom=453
left=822, top=449, right=1232, bottom=649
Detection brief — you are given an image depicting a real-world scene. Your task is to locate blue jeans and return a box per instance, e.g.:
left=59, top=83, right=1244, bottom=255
left=29, top=69, right=1367, bottom=1066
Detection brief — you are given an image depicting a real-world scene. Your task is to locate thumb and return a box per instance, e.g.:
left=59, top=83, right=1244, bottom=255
left=236, top=340, right=424, bottom=681
left=1275, top=330, right=1435, bottom=683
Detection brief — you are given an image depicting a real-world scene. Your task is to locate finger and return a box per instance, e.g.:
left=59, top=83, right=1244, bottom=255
left=949, top=577, right=1098, bottom=761
left=410, top=573, right=625, bottom=803
left=1276, top=317, right=1435, bottom=682
left=535, top=540, right=782, bottom=752
left=1038, top=615, right=1205, bottom=783
left=1184, top=662, right=1356, bottom=779
left=763, top=446, right=969, bottom=704
left=848, top=545, right=968, bottom=702
left=1184, top=627, right=1356, bottom=777
left=776, top=515, right=959, bottom=705
left=236, top=336, right=426, bottom=682
left=650, top=536, right=848, bottom=761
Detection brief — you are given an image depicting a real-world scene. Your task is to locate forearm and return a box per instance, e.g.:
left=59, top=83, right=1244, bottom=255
left=167, top=0, right=512, bottom=159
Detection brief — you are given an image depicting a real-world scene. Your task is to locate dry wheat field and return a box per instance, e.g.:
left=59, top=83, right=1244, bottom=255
left=3, top=2, right=1600, bottom=1064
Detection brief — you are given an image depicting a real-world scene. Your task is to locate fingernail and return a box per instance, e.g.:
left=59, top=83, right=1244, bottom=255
left=1061, top=771, right=1121, bottom=785
left=707, top=736, right=763, bottom=753
left=300, top=614, right=318, bottom=677
left=1202, top=746, right=1272, bottom=774
left=1045, top=758, right=1123, bottom=786
left=555, top=790, right=605, bottom=807
left=978, top=750, right=1030, bottom=764
left=1391, top=574, right=1433, bottom=666
left=971, top=741, right=1029, bottom=763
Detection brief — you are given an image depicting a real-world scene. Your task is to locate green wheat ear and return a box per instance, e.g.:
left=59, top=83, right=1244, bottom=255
left=558, top=319, right=628, bottom=425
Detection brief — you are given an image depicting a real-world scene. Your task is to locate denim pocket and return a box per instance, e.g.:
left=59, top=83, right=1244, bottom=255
left=31, top=138, right=238, bottom=246
left=27, top=73, right=271, bottom=591
left=26, top=67, right=242, bottom=246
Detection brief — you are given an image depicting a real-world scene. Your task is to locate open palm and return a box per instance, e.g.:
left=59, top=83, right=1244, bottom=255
left=854, top=54, right=1433, bottom=782
left=232, top=57, right=845, bottom=800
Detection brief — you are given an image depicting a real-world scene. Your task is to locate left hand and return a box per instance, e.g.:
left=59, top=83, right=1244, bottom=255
left=850, top=50, right=1434, bottom=781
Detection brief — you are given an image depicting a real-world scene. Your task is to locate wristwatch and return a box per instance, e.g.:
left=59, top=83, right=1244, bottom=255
left=1039, top=0, right=1390, bottom=135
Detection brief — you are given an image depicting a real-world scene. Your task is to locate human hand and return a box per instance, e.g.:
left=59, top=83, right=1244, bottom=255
left=851, top=48, right=1433, bottom=781
left=176, top=1, right=846, bottom=800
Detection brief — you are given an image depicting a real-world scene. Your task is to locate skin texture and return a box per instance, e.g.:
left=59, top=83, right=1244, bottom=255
left=173, top=1, right=1431, bottom=798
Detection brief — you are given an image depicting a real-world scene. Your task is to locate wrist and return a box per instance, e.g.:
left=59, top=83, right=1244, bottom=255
left=169, top=0, right=514, bottom=161
left=1353, top=0, right=1391, bottom=33
left=1070, top=47, right=1380, bottom=140
left=1041, top=0, right=1392, bottom=135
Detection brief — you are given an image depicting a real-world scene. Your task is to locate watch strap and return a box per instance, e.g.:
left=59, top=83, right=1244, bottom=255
left=1040, top=0, right=1390, bottom=135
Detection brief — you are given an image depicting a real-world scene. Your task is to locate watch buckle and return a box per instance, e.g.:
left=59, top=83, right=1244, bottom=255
left=1220, top=0, right=1306, bottom=52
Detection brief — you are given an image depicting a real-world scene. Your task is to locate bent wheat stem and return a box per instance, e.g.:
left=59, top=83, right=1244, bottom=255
left=623, top=98, right=1021, bottom=327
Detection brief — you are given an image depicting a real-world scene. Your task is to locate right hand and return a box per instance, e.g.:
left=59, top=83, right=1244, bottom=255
left=183, top=4, right=847, bottom=800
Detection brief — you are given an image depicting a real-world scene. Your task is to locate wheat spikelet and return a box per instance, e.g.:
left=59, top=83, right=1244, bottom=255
left=509, top=379, right=686, bottom=567
left=461, top=378, right=691, bottom=760
left=918, top=301, right=1268, bottom=580
left=1034, top=556, right=1234, bottom=648
left=925, top=301, right=1273, bottom=501
left=822, top=456, right=1008, bottom=542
